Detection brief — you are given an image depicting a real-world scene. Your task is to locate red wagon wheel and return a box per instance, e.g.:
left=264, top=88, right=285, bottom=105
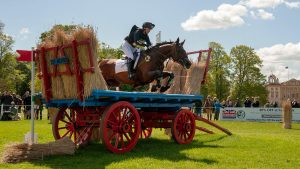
left=100, top=101, right=141, bottom=154
left=171, top=109, right=195, bottom=144
left=52, top=107, right=93, bottom=147
left=140, top=128, right=152, bottom=139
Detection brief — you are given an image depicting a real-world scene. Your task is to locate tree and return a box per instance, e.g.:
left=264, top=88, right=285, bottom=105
left=15, top=62, right=31, bottom=95
left=229, top=45, right=268, bottom=103
left=0, top=22, right=18, bottom=92
left=208, top=42, right=231, bottom=101
left=0, top=30, right=14, bottom=60
left=98, top=42, right=123, bottom=60
left=0, top=20, right=4, bottom=32
left=0, top=21, right=30, bottom=95
left=39, top=24, right=78, bottom=42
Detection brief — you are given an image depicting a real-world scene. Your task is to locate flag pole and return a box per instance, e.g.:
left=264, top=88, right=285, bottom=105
left=30, top=47, right=35, bottom=144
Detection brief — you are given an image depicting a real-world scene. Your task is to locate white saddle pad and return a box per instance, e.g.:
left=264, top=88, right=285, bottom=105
left=115, top=59, right=127, bottom=74
left=115, top=57, right=140, bottom=74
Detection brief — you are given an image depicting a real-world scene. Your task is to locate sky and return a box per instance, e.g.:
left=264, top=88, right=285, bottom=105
left=1, top=0, right=300, bottom=82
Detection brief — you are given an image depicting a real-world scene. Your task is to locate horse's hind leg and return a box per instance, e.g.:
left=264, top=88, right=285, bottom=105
left=160, top=71, right=174, bottom=93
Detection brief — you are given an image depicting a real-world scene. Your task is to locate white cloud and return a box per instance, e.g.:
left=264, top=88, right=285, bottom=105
left=240, top=0, right=284, bottom=8
left=251, top=9, right=275, bottom=20
left=181, top=4, right=248, bottom=31
left=257, top=42, right=300, bottom=61
left=240, top=0, right=300, bottom=8
left=258, top=42, right=300, bottom=82
left=284, top=1, right=300, bottom=8
left=19, top=27, right=30, bottom=34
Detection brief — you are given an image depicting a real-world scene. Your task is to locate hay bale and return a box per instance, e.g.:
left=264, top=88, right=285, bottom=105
left=37, top=41, right=65, bottom=99
left=1, top=137, right=75, bottom=163
left=53, top=30, right=77, bottom=99
left=183, top=62, right=206, bottom=94
left=48, top=107, right=59, bottom=124
left=90, top=127, right=101, bottom=142
left=282, top=101, right=292, bottom=129
left=72, top=27, right=107, bottom=97
left=35, top=52, right=46, bottom=97
left=37, top=26, right=107, bottom=99
left=164, top=61, right=186, bottom=94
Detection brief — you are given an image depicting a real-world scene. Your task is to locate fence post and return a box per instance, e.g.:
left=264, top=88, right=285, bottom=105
left=0, top=104, right=3, bottom=120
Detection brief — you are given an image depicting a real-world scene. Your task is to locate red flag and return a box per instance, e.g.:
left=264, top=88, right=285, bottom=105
left=16, top=50, right=32, bottom=62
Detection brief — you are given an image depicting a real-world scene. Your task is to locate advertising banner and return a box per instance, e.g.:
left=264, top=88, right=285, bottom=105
left=219, top=108, right=300, bottom=122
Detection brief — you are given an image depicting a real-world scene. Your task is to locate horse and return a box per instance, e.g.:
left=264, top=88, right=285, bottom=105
left=99, top=38, right=192, bottom=92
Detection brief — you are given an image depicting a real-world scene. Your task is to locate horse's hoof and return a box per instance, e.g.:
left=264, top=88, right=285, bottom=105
left=160, top=86, right=170, bottom=93
left=151, top=85, right=158, bottom=92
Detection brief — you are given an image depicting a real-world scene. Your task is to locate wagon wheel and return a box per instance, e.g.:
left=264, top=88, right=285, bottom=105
left=171, top=109, right=196, bottom=144
left=52, top=107, right=93, bottom=147
left=140, top=127, right=152, bottom=139
left=100, top=101, right=141, bottom=153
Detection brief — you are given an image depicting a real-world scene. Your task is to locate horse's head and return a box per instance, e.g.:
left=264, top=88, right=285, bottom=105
left=170, top=38, right=191, bottom=69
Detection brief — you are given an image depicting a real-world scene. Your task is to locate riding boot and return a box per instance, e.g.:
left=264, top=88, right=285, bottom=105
left=127, top=58, right=136, bottom=80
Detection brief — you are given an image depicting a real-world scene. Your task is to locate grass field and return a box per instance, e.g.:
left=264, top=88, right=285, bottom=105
left=0, top=114, right=299, bottom=169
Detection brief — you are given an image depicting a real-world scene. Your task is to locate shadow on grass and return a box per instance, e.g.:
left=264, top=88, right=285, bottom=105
left=30, top=135, right=228, bottom=169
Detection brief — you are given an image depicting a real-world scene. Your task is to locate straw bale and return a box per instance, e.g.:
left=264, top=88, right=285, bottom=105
left=282, top=101, right=292, bottom=129
left=72, top=27, right=107, bottom=97
left=183, top=62, right=206, bottom=94
left=53, top=30, right=78, bottom=98
left=37, top=41, right=65, bottom=99
left=48, top=107, right=59, bottom=124
left=1, top=137, right=75, bottom=163
left=164, top=61, right=186, bottom=94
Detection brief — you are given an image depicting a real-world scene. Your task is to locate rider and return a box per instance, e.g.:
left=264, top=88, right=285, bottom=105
left=122, top=22, right=155, bottom=80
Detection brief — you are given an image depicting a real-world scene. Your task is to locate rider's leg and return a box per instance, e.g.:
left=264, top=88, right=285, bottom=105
left=126, top=58, right=136, bottom=80
left=122, top=41, right=136, bottom=80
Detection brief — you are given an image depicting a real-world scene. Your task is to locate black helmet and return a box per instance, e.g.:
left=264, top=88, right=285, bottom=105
left=142, top=22, right=155, bottom=29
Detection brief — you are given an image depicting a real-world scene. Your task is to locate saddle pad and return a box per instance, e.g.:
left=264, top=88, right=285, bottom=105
left=115, top=58, right=139, bottom=74
left=115, top=59, right=127, bottom=73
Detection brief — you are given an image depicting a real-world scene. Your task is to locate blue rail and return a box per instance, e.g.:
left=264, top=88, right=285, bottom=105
left=45, top=89, right=202, bottom=109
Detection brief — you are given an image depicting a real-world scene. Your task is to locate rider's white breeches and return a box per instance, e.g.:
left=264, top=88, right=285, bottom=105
left=121, top=40, right=139, bottom=60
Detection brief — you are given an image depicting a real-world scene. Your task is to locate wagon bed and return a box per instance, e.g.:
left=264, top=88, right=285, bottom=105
left=46, top=89, right=202, bottom=108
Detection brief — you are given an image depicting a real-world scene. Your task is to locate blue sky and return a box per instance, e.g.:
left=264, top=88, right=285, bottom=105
left=1, top=0, right=300, bottom=81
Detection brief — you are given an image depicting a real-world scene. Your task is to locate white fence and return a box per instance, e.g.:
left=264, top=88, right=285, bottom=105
left=219, top=107, right=300, bottom=122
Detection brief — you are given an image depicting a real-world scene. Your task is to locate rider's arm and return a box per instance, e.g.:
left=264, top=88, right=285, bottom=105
left=133, top=30, right=147, bottom=48
left=144, top=35, right=152, bottom=47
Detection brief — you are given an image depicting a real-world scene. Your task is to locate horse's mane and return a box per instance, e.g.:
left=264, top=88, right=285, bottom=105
left=145, top=41, right=174, bottom=53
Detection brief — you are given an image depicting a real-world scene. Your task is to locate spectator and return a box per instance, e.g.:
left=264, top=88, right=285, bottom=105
left=273, top=101, right=278, bottom=108
left=264, top=101, right=271, bottom=108
left=193, top=100, right=202, bottom=116
left=235, top=98, right=241, bottom=107
left=291, top=98, right=299, bottom=108
left=34, top=94, right=43, bottom=120
left=2, top=91, right=14, bottom=111
left=0, top=91, right=3, bottom=104
left=244, top=96, right=252, bottom=107
left=22, top=91, right=31, bottom=119
left=204, top=95, right=214, bottom=120
left=252, top=97, right=260, bottom=107
left=225, top=96, right=234, bottom=107
left=213, top=98, right=223, bottom=120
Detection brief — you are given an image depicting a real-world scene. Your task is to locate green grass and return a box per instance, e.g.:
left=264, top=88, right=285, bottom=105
left=0, top=114, right=300, bottom=169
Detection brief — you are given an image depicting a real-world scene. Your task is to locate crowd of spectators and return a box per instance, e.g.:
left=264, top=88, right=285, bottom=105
left=0, top=91, right=44, bottom=120
left=194, top=95, right=285, bottom=121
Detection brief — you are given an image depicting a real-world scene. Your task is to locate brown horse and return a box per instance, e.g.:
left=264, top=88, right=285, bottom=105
left=99, top=38, right=191, bottom=92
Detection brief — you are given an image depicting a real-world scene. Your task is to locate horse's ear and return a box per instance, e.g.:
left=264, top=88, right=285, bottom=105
left=176, top=37, right=180, bottom=45
left=180, top=40, right=185, bottom=46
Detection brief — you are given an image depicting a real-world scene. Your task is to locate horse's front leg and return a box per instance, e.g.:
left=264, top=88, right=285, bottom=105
left=160, top=71, right=174, bottom=93
left=151, top=77, right=162, bottom=92
left=148, top=70, right=163, bottom=92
